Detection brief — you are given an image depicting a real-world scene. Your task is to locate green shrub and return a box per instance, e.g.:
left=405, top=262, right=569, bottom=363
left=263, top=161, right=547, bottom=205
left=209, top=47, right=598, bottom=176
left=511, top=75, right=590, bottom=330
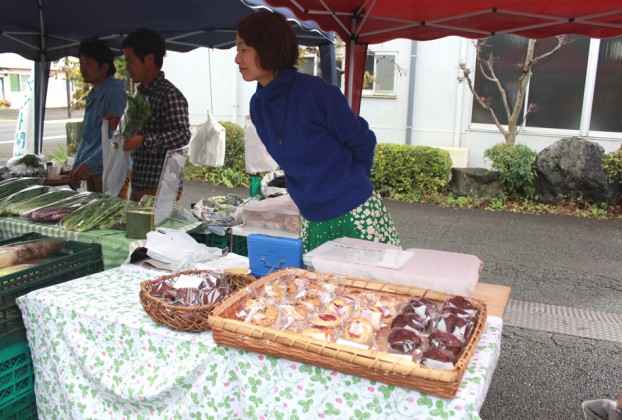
left=602, top=149, right=622, bottom=184
left=183, top=121, right=250, bottom=187
left=483, top=143, right=537, bottom=199
left=371, top=144, right=452, bottom=201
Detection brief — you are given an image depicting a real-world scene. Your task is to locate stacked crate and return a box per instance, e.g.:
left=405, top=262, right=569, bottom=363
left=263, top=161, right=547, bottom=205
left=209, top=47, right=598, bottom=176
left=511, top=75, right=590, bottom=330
left=0, top=233, right=104, bottom=419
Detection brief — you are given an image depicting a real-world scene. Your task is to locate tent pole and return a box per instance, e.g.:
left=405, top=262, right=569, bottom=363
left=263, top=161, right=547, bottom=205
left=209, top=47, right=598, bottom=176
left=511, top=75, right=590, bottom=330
left=34, top=61, right=50, bottom=155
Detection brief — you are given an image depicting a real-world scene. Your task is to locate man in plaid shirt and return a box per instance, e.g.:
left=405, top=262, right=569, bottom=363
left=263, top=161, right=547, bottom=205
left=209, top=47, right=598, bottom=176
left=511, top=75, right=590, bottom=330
left=121, top=28, right=191, bottom=202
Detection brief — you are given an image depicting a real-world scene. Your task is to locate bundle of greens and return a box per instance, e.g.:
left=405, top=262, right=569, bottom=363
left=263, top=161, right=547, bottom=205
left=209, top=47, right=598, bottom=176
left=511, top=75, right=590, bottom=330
left=23, top=191, right=102, bottom=222
left=119, top=94, right=150, bottom=138
left=4, top=189, right=77, bottom=217
left=60, top=196, right=127, bottom=232
left=0, top=185, right=49, bottom=216
left=0, top=177, right=45, bottom=200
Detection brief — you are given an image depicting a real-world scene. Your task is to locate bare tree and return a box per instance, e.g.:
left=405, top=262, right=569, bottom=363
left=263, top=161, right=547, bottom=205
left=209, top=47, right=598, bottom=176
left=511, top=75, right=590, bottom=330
left=459, top=36, right=568, bottom=146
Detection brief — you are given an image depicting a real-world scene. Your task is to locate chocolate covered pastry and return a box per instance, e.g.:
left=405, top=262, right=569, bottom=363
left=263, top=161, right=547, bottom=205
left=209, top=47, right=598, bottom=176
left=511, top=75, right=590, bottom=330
left=420, top=347, right=457, bottom=370
left=387, top=328, right=422, bottom=354
left=428, top=330, right=464, bottom=357
left=390, top=313, right=427, bottom=333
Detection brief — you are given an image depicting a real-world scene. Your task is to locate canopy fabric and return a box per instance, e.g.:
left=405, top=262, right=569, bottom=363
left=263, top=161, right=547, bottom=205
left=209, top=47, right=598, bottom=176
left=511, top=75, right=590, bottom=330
left=264, top=0, right=622, bottom=113
left=0, top=0, right=333, bottom=154
left=0, top=0, right=332, bottom=61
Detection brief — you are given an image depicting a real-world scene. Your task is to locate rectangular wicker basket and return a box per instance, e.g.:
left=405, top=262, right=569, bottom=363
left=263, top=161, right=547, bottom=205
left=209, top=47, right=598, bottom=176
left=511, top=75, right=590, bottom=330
left=209, top=268, right=487, bottom=398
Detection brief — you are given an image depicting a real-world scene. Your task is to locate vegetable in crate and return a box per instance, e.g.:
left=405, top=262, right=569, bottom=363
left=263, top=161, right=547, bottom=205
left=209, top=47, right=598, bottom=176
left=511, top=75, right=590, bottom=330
left=0, top=238, right=65, bottom=269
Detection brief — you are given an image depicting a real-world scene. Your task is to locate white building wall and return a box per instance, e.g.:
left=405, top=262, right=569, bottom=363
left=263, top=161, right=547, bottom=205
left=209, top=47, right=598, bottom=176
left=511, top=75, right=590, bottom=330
left=3, top=37, right=622, bottom=168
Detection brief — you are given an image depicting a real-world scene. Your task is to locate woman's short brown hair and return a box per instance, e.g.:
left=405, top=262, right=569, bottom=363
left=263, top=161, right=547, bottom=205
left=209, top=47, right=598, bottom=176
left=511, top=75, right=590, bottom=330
left=237, top=11, right=299, bottom=70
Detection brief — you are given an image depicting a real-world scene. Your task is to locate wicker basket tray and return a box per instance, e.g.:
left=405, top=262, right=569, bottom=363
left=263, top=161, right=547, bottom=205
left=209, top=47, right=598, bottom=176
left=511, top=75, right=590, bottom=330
left=139, top=269, right=256, bottom=331
left=208, top=268, right=487, bottom=398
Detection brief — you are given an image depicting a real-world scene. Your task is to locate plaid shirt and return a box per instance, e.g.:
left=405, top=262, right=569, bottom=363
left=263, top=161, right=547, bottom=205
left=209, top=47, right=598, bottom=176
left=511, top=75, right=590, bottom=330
left=132, top=72, right=190, bottom=190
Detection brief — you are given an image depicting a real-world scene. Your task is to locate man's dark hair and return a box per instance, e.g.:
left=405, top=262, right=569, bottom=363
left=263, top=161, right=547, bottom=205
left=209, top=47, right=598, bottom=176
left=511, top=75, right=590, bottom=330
left=237, top=11, right=299, bottom=70
left=122, top=28, right=166, bottom=69
left=78, top=37, right=116, bottom=76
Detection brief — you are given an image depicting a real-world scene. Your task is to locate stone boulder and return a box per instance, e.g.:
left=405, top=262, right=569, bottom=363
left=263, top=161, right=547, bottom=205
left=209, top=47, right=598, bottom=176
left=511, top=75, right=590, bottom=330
left=534, top=137, right=619, bottom=205
left=450, top=168, right=503, bottom=199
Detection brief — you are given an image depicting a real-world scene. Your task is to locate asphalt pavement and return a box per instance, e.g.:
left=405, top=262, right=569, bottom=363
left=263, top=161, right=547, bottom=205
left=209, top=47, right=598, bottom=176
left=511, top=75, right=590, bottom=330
left=179, top=181, right=622, bottom=420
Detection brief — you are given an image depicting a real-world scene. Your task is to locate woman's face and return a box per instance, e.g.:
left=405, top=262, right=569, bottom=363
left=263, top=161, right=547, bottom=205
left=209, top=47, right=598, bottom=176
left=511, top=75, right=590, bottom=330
left=235, top=34, right=276, bottom=87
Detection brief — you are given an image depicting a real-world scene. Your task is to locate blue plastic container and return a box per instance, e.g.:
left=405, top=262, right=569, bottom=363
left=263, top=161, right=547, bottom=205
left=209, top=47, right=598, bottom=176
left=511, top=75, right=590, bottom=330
left=247, top=234, right=303, bottom=278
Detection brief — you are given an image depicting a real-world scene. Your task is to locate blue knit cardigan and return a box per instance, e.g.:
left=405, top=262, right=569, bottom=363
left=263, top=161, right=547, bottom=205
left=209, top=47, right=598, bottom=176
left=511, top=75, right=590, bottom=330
left=250, top=67, right=376, bottom=221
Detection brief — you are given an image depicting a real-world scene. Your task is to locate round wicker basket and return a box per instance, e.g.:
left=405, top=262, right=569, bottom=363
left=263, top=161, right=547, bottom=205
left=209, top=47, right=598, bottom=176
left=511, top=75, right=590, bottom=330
left=139, top=269, right=256, bottom=331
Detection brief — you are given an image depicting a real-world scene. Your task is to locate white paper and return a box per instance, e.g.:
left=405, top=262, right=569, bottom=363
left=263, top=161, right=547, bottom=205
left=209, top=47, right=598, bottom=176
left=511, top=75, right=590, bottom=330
left=305, top=241, right=414, bottom=270
left=173, top=274, right=204, bottom=289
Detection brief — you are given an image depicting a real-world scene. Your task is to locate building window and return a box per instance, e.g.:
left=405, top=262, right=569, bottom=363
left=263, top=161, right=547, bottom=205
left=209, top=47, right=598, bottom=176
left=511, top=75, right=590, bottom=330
left=9, top=74, right=28, bottom=92
left=297, top=55, right=317, bottom=76
left=363, top=52, right=396, bottom=96
left=590, top=37, right=622, bottom=133
left=471, top=34, right=622, bottom=134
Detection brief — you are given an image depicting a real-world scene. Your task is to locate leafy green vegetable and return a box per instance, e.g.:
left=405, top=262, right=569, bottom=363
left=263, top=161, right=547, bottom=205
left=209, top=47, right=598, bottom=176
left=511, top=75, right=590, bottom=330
left=121, top=95, right=150, bottom=138
left=0, top=178, right=45, bottom=200
left=60, top=197, right=127, bottom=232
left=5, top=189, right=77, bottom=216
left=0, top=185, right=49, bottom=215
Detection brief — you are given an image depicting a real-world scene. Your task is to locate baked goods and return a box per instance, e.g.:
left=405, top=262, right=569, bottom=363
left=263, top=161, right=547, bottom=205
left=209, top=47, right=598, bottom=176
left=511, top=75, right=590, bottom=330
left=147, top=271, right=232, bottom=306
left=326, top=297, right=354, bottom=319
left=387, top=328, right=422, bottom=354
left=301, top=327, right=337, bottom=342
left=420, top=347, right=457, bottom=370
left=443, top=295, right=478, bottom=316
left=434, top=313, right=468, bottom=341
left=355, top=306, right=383, bottom=330
left=226, top=269, right=482, bottom=369
left=311, top=312, right=342, bottom=328
left=283, top=215, right=301, bottom=233
left=250, top=304, right=278, bottom=327
left=390, top=313, right=427, bottom=333
left=428, top=330, right=464, bottom=357
left=343, top=317, right=375, bottom=345
left=403, top=297, right=438, bottom=321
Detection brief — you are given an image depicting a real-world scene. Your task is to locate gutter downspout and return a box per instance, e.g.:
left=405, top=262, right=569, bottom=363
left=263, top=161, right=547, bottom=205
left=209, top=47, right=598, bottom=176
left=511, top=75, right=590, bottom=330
left=405, top=41, right=417, bottom=145
left=454, top=38, right=467, bottom=148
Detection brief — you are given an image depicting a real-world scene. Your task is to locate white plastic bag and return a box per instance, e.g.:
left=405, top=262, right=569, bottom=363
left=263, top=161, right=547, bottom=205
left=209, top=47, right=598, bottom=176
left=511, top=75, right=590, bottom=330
left=101, top=120, right=130, bottom=197
left=244, top=116, right=278, bottom=173
left=188, top=114, right=225, bottom=167
left=145, top=228, right=223, bottom=271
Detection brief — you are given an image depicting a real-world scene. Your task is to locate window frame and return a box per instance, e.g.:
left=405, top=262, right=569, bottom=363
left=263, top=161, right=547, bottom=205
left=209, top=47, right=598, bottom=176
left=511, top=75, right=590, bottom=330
left=362, top=51, right=398, bottom=98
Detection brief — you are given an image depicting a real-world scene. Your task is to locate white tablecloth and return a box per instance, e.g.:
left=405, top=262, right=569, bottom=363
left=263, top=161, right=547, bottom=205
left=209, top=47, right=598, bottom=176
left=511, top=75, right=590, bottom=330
left=17, top=265, right=503, bottom=419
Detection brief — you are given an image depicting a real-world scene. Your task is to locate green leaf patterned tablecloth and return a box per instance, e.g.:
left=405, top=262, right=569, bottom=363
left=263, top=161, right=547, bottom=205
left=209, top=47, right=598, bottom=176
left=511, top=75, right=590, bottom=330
left=17, top=265, right=504, bottom=419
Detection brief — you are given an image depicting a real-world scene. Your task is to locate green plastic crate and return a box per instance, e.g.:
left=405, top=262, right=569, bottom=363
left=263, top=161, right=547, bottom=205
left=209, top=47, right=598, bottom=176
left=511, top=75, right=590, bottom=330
left=0, top=232, right=104, bottom=338
left=0, top=335, right=35, bottom=412
left=0, top=390, right=37, bottom=420
left=189, top=227, right=248, bottom=257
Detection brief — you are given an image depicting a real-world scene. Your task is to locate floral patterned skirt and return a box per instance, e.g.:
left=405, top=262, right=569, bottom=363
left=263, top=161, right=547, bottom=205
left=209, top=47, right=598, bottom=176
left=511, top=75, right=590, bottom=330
left=300, top=190, right=401, bottom=253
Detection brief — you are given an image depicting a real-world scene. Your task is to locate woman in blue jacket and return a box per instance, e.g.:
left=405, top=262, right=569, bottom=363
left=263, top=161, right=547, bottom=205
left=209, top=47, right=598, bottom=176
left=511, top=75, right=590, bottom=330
left=236, top=11, right=400, bottom=252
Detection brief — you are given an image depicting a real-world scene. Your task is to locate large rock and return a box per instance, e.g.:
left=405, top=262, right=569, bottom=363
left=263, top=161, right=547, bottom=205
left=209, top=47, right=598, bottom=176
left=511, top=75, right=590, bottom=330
left=534, top=137, right=619, bottom=205
left=450, top=168, right=503, bottom=199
